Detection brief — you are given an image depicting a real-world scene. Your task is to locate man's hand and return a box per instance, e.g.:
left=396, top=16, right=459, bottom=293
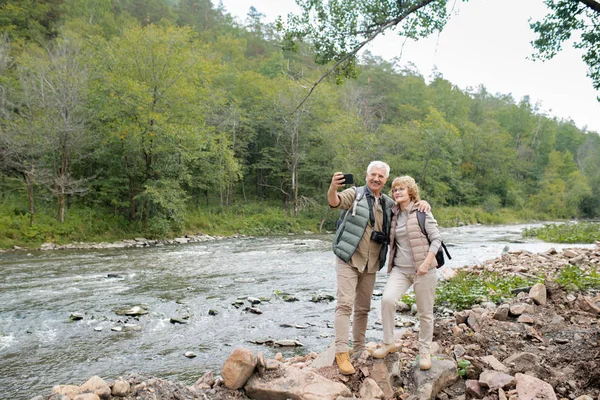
left=415, top=200, right=431, bottom=213
left=328, top=172, right=346, bottom=207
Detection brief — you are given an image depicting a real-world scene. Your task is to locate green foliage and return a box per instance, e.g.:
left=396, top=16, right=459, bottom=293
left=522, top=222, right=600, bottom=244
left=530, top=1, right=600, bottom=95
left=1, top=0, right=600, bottom=249
left=435, top=270, right=535, bottom=310
left=555, top=265, right=600, bottom=292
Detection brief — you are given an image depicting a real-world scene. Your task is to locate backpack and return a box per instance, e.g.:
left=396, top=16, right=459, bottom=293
left=416, top=211, right=451, bottom=268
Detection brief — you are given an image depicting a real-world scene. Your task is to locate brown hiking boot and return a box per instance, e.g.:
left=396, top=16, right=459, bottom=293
left=335, top=352, right=355, bottom=375
left=372, top=343, right=397, bottom=359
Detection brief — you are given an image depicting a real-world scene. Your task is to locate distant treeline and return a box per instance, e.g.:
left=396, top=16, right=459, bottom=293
left=0, top=0, right=599, bottom=241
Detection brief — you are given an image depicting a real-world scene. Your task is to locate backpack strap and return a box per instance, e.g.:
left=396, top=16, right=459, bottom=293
left=416, top=210, right=452, bottom=260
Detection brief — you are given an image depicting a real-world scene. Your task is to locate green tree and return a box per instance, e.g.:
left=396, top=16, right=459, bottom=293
left=530, top=0, right=600, bottom=98
left=91, top=24, right=216, bottom=229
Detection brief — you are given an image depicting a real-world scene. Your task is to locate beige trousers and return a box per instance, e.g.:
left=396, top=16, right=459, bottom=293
left=335, top=258, right=377, bottom=353
left=381, top=267, right=437, bottom=354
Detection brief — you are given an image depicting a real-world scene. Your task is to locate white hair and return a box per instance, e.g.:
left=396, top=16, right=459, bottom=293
left=367, top=161, right=390, bottom=178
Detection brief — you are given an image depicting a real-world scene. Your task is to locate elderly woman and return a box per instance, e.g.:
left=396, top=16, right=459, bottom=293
left=372, top=175, right=442, bottom=370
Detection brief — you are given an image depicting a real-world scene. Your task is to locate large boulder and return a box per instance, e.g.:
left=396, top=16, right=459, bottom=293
left=244, top=365, right=351, bottom=400
left=413, top=355, right=459, bottom=400
left=221, top=348, right=257, bottom=390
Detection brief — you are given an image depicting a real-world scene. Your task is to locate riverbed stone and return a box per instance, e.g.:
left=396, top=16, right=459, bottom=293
left=52, top=385, right=81, bottom=398
left=514, top=373, right=557, bottom=400
left=73, top=394, right=100, bottom=400
left=529, top=283, right=547, bottom=305
left=245, top=365, right=351, bottom=400
left=359, top=377, right=385, bottom=399
left=413, top=355, right=459, bottom=400
left=221, top=347, right=257, bottom=389
left=478, top=370, right=515, bottom=390
left=110, top=380, right=130, bottom=397
left=80, top=376, right=110, bottom=400
left=503, top=352, right=538, bottom=373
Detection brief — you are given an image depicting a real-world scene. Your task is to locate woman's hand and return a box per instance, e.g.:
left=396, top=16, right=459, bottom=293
left=417, top=261, right=429, bottom=276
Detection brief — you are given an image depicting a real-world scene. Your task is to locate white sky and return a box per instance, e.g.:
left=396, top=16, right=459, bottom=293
left=220, top=0, right=600, bottom=133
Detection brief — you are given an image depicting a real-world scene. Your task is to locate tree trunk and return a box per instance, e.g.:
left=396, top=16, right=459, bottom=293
left=24, top=172, right=35, bottom=226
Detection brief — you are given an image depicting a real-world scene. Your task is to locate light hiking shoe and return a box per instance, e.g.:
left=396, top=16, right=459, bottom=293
left=419, top=353, right=432, bottom=370
left=335, top=352, right=355, bottom=375
left=372, top=343, right=397, bottom=359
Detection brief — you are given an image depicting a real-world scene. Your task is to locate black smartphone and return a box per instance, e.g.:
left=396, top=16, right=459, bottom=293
left=343, top=173, right=354, bottom=185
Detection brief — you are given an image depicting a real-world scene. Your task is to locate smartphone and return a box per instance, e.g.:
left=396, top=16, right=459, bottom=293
left=343, top=173, right=354, bottom=185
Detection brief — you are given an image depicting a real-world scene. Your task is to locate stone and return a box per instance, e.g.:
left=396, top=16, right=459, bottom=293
left=453, top=344, right=466, bottom=359
left=359, top=377, right=385, bottom=399
left=515, top=373, right=557, bottom=400
left=509, top=303, right=531, bottom=316
left=80, top=376, right=110, bottom=400
left=371, top=362, right=394, bottom=399
left=184, top=351, right=197, bottom=358
left=194, top=371, right=215, bottom=390
left=466, top=380, right=485, bottom=398
left=493, top=304, right=510, bottom=321
left=52, top=385, right=81, bottom=398
left=517, top=314, right=535, bottom=324
left=503, top=352, right=538, bottom=373
left=562, top=249, right=579, bottom=258
left=577, top=295, right=600, bottom=315
left=467, top=313, right=482, bottom=332
left=478, top=370, right=515, bottom=390
left=529, top=283, right=547, bottom=305
left=245, top=364, right=351, bottom=400
left=111, top=380, right=130, bottom=397
left=221, top=348, right=257, bottom=390
left=73, top=395, right=100, bottom=400
left=413, top=355, right=459, bottom=400
left=454, top=311, right=469, bottom=325
left=480, top=355, right=509, bottom=373
left=311, top=341, right=335, bottom=369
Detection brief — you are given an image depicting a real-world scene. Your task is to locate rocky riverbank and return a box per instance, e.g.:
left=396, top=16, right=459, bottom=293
left=1, top=233, right=231, bottom=253
left=29, top=245, right=600, bottom=400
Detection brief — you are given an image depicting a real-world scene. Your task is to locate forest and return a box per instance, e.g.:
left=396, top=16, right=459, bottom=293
left=0, top=0, right=599, bottom=247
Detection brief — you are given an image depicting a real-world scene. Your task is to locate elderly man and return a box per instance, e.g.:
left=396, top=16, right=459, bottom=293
left=327, top=161, right=430, bottom=374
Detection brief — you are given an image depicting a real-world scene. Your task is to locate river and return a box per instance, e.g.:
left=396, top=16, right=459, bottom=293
left=0, top=223, right=594, bottom=399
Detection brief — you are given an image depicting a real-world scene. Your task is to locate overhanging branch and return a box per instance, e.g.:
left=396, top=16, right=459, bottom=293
left=289, top=0, right=438, bottom=116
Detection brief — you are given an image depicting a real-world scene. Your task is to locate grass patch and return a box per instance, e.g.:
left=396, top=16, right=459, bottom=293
left=435, top=270, right=537, bottom=310
left=555, top=265, right=600, bottom=292
left=522, top=222, right=600, bottom=243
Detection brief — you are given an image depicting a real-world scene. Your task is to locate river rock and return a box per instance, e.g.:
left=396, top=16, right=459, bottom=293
left=246, top=365, right=351, bottom=400
left=465, top=380, right=485, bottom=398
left=529, top=283, right=547, bottom=305
left=114, top=306, right=148, bottom=316
left=52, top=385, right=81, bottom=398
left=413, top=355, right=459, bottom=400
left=515, top=373, right=557, bottom=400
left=503, top=352, right=538, bottom=373
left=221, top=348, right=257, bottom=389
left=80, top=375, right=110, bottom=399
left=359, top=377, right=385, bottom=399
left=73, top=394, right=100, bottom=400
left=576, top=295, right=600, bottom=315
left=493, top=304, right=510, bottom=321
left=275, top=339, right=303, bottom=347
left=111, top=380, right=130, bottom=397
left=479, top=370, right=515, bottom=390
left=480, top=355, right=509, bottom=373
